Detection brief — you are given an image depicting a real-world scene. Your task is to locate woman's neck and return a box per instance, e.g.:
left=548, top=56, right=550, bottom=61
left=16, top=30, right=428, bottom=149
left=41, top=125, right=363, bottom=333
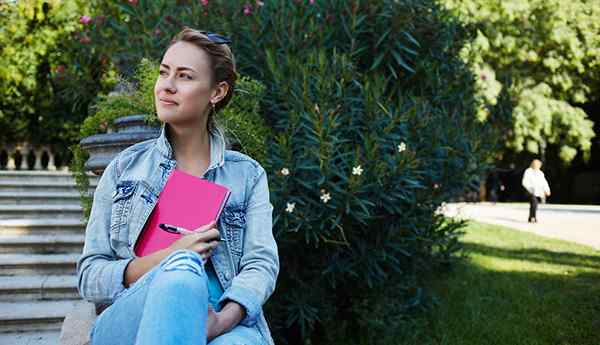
left=167, top=123, right=211, bottom=175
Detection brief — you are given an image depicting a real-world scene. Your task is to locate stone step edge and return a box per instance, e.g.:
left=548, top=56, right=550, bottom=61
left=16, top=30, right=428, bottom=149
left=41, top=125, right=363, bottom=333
left=0, top=205, right=83, bottom=211
left=0, top=233, right=84, bottom=244
left=0, top=300, right=84, bottom=321
left=0, top=253, right=79, bottom=266
left=0, top=218, right=85, bottom=227
left=0, top=275, right=77, bottom=291
left=0, top=191, right=82, bottom=197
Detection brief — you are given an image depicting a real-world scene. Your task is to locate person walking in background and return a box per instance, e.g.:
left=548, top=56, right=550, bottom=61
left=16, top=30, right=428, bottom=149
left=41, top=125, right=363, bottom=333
left=521, top=159, right=551, bottom=223
left=486, top=170, right=501, bottom=204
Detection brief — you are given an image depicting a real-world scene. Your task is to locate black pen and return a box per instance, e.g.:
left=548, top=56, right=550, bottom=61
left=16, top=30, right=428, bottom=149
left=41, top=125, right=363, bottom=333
left=159, top=223, right=225, bottom=241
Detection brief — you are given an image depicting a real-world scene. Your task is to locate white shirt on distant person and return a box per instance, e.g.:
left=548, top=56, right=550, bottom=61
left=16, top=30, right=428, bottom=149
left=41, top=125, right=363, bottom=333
left=522, top=168, right=550, bottom=198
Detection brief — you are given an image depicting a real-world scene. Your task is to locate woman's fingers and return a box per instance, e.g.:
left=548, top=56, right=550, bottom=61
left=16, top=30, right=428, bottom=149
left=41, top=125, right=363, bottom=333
left=194, top=240, right=219, bottom=255
left=193, top=221, right=217, bottom=233
left=192, top=228, right=220, bottom=242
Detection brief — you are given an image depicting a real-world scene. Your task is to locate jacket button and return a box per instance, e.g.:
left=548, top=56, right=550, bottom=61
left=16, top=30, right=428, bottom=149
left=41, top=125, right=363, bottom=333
left=224, top=271, right=232, bottom=280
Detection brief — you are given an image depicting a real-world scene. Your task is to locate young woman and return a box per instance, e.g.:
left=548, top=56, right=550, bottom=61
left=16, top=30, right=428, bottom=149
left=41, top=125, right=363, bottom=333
left=76, top=28, right=279, bottom=345
left=521, top=159, right=551, bottom=223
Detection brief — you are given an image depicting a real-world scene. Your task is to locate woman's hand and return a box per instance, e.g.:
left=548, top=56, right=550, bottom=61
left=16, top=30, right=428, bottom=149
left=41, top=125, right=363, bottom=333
left=206, top=304, right=226, bottom=341
left=167, top=221, right=220, bottom=261
left=206, top=302, right=246, bottom=341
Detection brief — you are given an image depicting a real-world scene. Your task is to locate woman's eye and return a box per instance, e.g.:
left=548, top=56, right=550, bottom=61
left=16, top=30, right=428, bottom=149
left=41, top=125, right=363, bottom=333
left=159, top=70, right=168, bottom=76
left=179, top=73, right=192, bottom=80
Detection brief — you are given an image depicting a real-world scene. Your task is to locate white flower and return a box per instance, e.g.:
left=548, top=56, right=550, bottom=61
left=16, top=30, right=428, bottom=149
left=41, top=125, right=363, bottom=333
left=398, top=142, right=407, bottom=153
left=320, top=192, right=331, bottom=203
left=285, top=202, right=295, bottom=213
left=281, top=168, right=290, bottom=176
left=352, top=165, right=363, bottom=176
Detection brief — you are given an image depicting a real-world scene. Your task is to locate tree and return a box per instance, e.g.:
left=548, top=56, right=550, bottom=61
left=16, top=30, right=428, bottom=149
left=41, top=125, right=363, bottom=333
left=0, top=0, right=115, bottom=152
left=442, top=0, right=598, bottom=163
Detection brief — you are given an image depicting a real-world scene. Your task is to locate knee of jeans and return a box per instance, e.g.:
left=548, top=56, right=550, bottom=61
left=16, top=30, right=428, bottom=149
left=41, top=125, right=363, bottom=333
left=160, top=249, right=206, bottom=277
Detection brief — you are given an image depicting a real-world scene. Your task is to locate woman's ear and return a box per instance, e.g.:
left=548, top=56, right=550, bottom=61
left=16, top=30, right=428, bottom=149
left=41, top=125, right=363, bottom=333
left=212, top=81, right=230, bottom=104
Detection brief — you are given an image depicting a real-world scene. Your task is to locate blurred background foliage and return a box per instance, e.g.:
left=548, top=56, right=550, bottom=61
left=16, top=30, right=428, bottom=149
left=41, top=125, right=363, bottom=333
left=443, top=0, right=598, bottom=163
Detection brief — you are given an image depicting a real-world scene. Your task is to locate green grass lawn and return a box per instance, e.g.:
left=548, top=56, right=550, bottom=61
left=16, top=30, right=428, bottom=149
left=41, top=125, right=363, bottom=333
left=422, top=221, right=600, bottom=345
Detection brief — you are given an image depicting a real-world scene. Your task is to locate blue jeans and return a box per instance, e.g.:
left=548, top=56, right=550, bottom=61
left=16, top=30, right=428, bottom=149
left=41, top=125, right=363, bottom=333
left=90, top=250, right=265, bottom=345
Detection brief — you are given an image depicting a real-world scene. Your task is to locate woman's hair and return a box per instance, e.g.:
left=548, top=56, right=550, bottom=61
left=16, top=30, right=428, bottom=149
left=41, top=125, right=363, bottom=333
left=167, top=27, right=237, bottom=133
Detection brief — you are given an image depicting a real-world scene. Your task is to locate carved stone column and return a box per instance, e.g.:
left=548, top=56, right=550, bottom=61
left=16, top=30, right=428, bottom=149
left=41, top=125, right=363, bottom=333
left=79, top=115, right=160, bottom=175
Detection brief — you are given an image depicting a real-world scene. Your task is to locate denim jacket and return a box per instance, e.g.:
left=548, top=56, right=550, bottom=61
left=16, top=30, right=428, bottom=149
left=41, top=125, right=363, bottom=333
left=76, top=123, right=279, bottom=344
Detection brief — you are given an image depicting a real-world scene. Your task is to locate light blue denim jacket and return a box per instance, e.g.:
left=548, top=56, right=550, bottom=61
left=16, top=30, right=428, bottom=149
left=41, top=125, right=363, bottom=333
left=76, top=123, right=279, bottom=344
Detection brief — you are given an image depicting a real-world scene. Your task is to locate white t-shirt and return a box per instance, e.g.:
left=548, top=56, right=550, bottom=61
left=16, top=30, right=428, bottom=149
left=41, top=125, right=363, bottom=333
left=521, top=167, right=550, bottom=197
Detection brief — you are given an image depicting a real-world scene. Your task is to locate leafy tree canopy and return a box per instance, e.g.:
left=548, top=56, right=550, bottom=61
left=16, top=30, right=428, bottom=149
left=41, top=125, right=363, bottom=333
left=443, top=0, right=598, bottom=162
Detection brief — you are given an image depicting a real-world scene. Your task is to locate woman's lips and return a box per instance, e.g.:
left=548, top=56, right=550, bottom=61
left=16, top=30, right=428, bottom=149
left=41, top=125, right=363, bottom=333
left=159, top=99, right=178, bottom=106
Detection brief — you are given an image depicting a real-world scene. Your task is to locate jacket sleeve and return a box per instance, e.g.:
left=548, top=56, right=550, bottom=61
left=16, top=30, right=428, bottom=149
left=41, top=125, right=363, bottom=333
left=76, top=157, right=135, bottom=304
left=218, top=167, right=280, bottom=327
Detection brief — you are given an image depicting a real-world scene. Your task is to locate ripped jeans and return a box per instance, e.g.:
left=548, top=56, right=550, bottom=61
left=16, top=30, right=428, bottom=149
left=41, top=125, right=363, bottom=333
left=90, top=250, right=265, bottom=345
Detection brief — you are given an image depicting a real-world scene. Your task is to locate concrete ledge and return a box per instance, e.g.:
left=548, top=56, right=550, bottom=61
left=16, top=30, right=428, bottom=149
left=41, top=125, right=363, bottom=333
left=59, top=301, right=96, bottom=345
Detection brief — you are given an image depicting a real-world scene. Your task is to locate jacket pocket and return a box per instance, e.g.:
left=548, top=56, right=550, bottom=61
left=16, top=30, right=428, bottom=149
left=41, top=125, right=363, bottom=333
left=221, top=204, right=246, bottom=264
left=109, top=181, right=138, bottom=255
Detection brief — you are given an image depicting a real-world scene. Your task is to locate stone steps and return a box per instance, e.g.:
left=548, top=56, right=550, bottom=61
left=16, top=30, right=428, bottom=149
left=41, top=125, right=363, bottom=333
left=0, top=170, right=99, bottom=184
left=0, top=181, right=96, bottom=194
left=0, top=233, right=84, bottom=254
left=0, top=218, right=86, bottom=236
left=0, top=253, right=79, bottom=276
left=0, top=275, right=79, bottom=302
left=0, top=300, right=84, bottom=333
left=0, top=170, right=98, bottom=342
left=0, top=191, right=85, bottom=205
left=0, top=330, right=61, bottom=345
left=0, top=204, right=84, bottom=220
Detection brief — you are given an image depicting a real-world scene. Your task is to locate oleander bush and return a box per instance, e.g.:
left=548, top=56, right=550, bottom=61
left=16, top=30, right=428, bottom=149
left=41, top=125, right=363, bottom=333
left=75, top=0, right=496, bottom=343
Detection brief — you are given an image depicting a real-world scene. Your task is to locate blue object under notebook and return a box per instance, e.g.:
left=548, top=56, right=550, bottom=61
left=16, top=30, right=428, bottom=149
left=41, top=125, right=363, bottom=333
left=206, top=259, right=224, bottom=311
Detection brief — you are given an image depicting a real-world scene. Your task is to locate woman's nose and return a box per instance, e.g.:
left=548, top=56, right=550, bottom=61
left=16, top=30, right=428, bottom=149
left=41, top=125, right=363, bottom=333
left=159, top=75, right=176, bottom=93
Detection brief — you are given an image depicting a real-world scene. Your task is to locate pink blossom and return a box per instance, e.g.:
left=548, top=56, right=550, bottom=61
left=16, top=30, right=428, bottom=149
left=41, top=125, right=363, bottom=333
left=79, top=15, right=92, bottom=25
left=79, top=36, right=91, bottom=44
left=309, top=0, right=315, bottom=4
left=128, top=0, right=138, bottom=5
left=243, top=3, right=253, bottom=15
left=200, top=0, right=209, bottom=6
left=256, top=0, right=264, bottom=7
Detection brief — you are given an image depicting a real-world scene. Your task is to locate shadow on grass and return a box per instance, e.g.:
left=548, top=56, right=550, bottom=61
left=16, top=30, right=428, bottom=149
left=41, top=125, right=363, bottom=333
left=427, top=244, right=600, bottom=345
left=461, top=242, right=600, bottom=270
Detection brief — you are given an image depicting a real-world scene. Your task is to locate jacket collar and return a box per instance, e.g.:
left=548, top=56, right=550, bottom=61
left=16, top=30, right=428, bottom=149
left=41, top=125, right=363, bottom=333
left=155, top=122, right=226, bottom=171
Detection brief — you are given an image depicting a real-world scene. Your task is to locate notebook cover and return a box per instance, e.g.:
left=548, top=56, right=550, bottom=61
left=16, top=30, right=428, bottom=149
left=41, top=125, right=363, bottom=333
left=133, top=169, right=231, bottom=257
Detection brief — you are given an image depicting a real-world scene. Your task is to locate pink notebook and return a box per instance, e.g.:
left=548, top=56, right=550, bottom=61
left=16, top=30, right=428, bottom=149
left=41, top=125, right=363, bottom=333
left=134, top=169, right=231, bottom=257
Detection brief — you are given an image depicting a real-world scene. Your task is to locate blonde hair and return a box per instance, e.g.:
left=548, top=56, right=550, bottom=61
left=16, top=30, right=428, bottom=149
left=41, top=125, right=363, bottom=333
left=167, top=27, right=237, bottom=133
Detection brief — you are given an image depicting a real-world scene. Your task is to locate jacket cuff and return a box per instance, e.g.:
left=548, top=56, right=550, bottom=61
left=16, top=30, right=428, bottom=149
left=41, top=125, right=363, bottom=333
left=111, top=257, right=135, bottom=301
left=218, top=285, right=261, bottom=327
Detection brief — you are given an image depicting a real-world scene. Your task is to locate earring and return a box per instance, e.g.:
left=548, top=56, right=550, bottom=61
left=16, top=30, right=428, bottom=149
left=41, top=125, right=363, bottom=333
left=211, top=102, right=216, bottom=114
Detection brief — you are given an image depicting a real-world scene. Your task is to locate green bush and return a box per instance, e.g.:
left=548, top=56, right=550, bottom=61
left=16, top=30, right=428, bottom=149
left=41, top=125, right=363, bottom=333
left=78, top=1, right=495, bottom=343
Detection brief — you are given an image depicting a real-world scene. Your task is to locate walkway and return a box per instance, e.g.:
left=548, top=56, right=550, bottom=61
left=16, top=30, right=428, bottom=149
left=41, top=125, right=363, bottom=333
left=443, top=202, right=600, bottom=250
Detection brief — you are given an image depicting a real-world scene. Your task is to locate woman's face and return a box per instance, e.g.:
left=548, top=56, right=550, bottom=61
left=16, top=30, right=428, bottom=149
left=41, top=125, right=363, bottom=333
left=155, top=41, right=217, bottom=127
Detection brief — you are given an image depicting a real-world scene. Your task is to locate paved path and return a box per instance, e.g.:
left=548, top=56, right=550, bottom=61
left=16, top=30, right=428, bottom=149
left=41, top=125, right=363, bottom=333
left=443, top=202, right=600, bottom=250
